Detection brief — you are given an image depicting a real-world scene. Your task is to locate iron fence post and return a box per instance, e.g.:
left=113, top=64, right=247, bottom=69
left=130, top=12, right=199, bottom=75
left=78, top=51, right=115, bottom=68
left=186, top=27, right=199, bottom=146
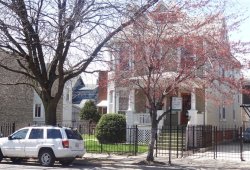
left=181, top=126, right=184, bottom=157
left=169, top=110, right=172, bottom=164
left=213, top=126, right=215, bottom=159
left=177, top=126, right=179, bottom=158
left=135, top=125, right=138, bottom=156
left=216, top=126, right=217, bottom=158
left=192, top=126, right=195, bottom=154
left=240, top=127, right=244, bottom=161
left=134, top=125, right=138, bottom=156
left=155, top=129, right=158, bottom=157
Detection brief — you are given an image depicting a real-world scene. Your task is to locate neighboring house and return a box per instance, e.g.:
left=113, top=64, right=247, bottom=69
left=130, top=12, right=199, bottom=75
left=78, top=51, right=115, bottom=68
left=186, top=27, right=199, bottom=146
left=72, top=76, right=98, bottom=107
left=0, top=77, right=34, bottom=127
left=0, top=50, right=98, bottom=125
left=33, top=78, right=74, bottom=124
left=241, top=67, right=250, bottom=128
left=107, top=1, right=243, bottom=131
left=0, top=51, right=34, bottom=128
left=34, top=76, right=98, bottom=124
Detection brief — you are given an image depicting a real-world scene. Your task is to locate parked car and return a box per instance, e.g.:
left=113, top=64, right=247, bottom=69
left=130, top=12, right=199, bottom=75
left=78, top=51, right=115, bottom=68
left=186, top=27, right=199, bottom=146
left=0, top=126, right=85, bottom=166
left=243, top=128, right=250, bottom=142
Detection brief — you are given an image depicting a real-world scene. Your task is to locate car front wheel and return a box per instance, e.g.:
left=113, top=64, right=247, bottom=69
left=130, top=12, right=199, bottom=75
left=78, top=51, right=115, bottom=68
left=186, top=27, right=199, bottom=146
left=38, top=149, right=55, bottom=166
left=59, top=158, right=75, bottom=166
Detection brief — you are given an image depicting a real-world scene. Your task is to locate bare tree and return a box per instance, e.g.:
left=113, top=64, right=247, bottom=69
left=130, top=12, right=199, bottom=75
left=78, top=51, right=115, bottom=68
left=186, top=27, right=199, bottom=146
left=110, top=0, right=246, bottom=162
left=0, top=0, right=160, bottom=125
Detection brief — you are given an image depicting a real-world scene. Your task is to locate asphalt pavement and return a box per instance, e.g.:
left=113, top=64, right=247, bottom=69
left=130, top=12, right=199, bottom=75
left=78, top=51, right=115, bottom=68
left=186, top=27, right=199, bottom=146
left=1, top=153, right=250, bottom=170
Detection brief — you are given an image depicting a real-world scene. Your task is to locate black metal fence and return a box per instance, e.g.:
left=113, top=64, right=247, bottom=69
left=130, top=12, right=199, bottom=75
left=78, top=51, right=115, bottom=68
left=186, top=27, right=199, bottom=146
left=0, top=122, right=15, bottom=137
left=84, top=126, right=143, bottom=155
left=2, top=121, right=250, bottom=161
left=155, top=125, right=249, bottom=162
left=0, top=122, right=142, bottom=155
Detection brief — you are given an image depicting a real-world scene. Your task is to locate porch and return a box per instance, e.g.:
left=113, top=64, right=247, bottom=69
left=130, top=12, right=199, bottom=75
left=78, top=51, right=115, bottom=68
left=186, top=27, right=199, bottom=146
left=125, top=88, right=205, bottom=129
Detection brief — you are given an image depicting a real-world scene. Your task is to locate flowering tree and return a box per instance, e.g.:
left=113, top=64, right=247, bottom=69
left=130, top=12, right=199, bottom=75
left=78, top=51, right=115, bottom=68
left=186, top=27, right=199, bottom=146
left=0, top=0, right=160, bottom=125
left=110, top=0, right=246, bottom=162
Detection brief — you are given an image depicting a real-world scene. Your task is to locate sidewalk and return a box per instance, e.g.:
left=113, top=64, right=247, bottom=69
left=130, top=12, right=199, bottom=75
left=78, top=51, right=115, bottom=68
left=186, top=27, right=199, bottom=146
left=76, top=153, right=250, bottom=170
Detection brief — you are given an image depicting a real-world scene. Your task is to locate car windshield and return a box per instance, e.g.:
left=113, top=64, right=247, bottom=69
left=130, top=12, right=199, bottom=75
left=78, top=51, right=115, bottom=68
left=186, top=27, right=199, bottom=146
left=65, top=129, right=83, bottom=140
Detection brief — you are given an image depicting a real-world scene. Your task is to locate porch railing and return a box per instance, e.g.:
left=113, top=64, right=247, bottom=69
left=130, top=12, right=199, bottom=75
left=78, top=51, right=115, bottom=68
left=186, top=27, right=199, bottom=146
left=133, top=113, right=151, bottom=125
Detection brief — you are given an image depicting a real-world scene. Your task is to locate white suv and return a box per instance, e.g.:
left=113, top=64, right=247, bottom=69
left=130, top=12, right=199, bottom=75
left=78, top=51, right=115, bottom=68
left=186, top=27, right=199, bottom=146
left=0, top=126, right=85, bottom=166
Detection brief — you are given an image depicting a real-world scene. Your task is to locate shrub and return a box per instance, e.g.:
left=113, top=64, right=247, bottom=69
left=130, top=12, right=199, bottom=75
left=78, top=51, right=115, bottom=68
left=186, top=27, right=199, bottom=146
left=95, top=114, right=126, bottom=144
left=80, top=100, right=100, bottom=123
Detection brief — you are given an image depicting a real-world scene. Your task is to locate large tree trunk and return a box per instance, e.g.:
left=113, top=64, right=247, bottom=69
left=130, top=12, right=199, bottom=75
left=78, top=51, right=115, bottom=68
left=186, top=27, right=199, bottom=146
left=44, top=101, right=58, bottom=125
left=146, top=110, right=158, bottom=162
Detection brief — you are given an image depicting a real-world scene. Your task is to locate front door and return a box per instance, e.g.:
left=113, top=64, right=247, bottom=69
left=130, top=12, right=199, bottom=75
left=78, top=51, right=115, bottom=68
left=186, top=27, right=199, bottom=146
left=181, top=93, right=191, bottom=125
left=2, top=128, right=29, bottom=157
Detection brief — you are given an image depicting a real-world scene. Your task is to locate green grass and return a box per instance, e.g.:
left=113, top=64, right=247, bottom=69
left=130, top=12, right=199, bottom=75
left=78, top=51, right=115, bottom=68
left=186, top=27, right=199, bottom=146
left=83, top=134, right=148, bottom=154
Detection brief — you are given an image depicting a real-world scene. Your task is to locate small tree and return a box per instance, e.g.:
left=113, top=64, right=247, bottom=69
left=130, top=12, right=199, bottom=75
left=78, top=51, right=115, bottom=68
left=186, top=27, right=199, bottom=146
left=80, top=100, right=100, bottom=123
left=95, top=114, right=126, bottom=144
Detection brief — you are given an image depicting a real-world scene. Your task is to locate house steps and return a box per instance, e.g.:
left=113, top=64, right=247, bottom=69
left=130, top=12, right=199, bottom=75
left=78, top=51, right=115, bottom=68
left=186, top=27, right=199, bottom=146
left=156, top=118, right=187, bottom=150
left=156, top=131, right=186, bottom=150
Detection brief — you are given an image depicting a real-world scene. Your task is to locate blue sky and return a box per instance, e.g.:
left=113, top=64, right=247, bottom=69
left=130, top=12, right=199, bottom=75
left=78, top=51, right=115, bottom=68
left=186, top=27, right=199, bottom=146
left=229, top=0, right=250, bottom=66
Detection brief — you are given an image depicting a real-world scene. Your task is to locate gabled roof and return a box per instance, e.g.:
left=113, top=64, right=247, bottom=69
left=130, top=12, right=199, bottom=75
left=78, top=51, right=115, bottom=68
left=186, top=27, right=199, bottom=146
left=72, top=77, right=85, bottom=91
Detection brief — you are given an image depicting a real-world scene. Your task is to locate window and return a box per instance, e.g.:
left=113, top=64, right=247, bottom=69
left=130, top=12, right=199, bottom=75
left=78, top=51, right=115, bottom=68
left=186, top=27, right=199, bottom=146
left=180, top=46, right=195, bottom=69
left=222, top=106, right=226, bottom=120
left=119, top=90, right=128, bottom=111
left=29, top=129, right=44, bottom=139
left=11, top=129, right=29, bottom=140
left=233, top=109, right=236, bottom=121
left=219, top=106, right=221, bottom=120
left=47, top=129, right=62, bottom=139
left=65, top=129, right=83, bottom=140
left=35, top=104, right=41, bottom=118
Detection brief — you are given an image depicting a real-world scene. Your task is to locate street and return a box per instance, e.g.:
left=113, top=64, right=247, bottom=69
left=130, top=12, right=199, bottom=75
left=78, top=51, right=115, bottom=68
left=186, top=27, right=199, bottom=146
left=0, top=158, right=169, bottom=170
left=2, top=154, right=250, bottom=170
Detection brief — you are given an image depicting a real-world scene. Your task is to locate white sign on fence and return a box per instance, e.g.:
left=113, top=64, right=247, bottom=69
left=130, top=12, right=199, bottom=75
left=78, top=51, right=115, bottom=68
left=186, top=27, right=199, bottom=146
left=172, top=97, right=182, bottom=111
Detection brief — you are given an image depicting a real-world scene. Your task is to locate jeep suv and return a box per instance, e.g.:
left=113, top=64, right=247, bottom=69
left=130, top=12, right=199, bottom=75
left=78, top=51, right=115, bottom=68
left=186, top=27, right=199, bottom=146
left=0, top=126, right=85, bottom=166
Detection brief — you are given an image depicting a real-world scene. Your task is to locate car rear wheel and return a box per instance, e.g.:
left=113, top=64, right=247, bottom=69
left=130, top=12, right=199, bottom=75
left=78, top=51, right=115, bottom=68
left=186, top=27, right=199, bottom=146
left=59, top=158, right=75, bottom=166
left=38, top=149, right=55, bottom=166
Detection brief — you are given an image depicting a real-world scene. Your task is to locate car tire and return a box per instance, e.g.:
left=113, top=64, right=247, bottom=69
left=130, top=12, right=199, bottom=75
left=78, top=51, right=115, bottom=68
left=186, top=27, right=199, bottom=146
left=38, top=149, right=55, bottom=166
left=10, top=158, right=23, bottom=163
left=0, top=149, right=3, bottom=162
left=59, top=158, right=75, bottom=166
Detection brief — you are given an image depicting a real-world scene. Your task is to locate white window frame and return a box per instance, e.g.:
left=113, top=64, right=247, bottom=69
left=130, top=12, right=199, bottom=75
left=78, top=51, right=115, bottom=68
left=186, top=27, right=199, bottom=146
left=118, top=90, right=129, bottom=111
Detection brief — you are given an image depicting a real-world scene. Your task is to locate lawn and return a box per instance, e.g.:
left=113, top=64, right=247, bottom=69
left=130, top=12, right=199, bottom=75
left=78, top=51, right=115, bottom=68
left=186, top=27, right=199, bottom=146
left=83, top=134, right=148, bottom=154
